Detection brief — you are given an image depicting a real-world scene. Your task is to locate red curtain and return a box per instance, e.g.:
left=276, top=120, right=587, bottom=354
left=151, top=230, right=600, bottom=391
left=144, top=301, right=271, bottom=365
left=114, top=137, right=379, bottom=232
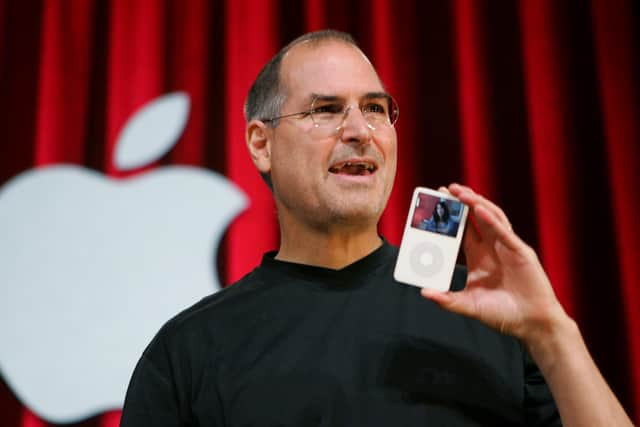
left=1, top=0, right=638, bottom=425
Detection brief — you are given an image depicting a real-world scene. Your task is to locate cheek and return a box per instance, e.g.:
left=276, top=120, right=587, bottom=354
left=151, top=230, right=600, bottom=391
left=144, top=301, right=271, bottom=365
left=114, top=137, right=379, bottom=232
left=270, top=144, right=317, bottom=192
left=382, top=138, right=398, bottom=175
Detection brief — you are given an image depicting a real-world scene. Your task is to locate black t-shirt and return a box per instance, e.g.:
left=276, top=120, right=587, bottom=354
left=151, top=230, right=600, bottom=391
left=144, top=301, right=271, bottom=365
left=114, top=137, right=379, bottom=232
left=121, top=241, right=560, bottom=426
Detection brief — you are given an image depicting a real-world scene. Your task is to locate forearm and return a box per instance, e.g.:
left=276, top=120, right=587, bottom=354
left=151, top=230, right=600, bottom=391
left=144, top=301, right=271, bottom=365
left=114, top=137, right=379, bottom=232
left=525, top=316, right=634, bottom=427
left=432, top=184, right=634, bottom=425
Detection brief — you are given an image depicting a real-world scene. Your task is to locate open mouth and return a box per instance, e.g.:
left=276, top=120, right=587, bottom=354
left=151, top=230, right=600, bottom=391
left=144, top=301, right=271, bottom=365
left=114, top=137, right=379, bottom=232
left=328, top=160, right=378, bottom=176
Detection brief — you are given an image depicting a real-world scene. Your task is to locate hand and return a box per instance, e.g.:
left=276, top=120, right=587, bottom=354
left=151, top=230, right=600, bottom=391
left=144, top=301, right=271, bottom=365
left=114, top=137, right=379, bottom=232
left=422, top=185, right=635, bottom=427
left=420, top=184, right=568, bottom=343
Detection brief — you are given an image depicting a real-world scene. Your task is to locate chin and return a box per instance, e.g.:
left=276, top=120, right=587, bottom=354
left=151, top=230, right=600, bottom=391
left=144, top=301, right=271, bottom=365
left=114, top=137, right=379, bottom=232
left=327, top=198, right=384, bottom=226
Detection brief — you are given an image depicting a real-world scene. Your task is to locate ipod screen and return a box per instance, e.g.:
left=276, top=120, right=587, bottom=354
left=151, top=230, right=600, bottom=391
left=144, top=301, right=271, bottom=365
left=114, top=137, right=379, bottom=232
left=410, top=193, right=464, bottom=238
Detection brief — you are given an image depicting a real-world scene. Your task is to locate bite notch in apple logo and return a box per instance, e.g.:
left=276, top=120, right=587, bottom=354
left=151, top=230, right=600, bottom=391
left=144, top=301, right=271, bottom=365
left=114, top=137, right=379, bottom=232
left=0, top=92, right=247, bottom=423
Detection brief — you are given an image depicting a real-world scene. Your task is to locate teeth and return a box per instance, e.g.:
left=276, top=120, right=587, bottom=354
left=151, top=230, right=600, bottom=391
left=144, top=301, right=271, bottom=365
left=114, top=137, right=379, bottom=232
left=330, top=161, right=376, bottom=173
left=350, top=162, right=374, bottom=171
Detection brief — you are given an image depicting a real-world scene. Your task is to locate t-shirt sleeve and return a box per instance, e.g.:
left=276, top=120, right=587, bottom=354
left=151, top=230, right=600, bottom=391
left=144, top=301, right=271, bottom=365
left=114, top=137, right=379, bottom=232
left=120, top=353, right=184, bottom=427
left=119, top=319, right=225, bottom=427
left=522, top=349, right=562, bottom=426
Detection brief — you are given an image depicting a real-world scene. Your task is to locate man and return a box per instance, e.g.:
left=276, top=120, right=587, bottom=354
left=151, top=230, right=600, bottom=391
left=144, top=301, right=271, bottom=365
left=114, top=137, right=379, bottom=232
left=121, top=30, right=633, bottom=426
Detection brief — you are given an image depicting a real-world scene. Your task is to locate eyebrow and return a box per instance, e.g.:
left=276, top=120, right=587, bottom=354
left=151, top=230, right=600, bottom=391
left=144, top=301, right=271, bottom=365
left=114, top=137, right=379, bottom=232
left=363, top=91, right=390, bottom=100
left=308, top=91, right=390, bottom=103
left=308, top=94, right=341, bottom=103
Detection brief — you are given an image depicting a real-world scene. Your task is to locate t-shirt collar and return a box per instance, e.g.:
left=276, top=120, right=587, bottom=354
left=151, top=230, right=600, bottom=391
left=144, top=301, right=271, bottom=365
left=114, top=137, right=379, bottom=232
left=258, top=238, right=395, bottom=290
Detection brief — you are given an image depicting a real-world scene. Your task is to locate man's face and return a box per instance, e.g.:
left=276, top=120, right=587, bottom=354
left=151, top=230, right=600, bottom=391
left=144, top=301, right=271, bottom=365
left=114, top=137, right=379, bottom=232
left=266, top=40, right=397, bottom=230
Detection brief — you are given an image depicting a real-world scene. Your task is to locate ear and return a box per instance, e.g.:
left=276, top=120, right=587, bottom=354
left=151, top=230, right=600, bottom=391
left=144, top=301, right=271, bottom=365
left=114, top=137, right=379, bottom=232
left=246, top=120, right=273, bottom=174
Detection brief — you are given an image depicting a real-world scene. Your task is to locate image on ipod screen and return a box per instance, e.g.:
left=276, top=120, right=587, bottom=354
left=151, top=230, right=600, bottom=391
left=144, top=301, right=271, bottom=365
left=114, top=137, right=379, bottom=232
left=410, top=193, right=464, bottom=238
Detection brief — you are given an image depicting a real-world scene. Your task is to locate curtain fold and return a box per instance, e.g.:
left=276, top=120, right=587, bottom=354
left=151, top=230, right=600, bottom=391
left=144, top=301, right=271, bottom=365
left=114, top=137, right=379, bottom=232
left=0, top=1, right=637, bottom=425
left=591, top=0, right=640, bottom=414
left=224, top=0, right=280, bottom=284
left=35, top=0, right=94, bottom=166
left=454, top=0, right=496, bottom=198
left=519, top=0, right=579, bottom=317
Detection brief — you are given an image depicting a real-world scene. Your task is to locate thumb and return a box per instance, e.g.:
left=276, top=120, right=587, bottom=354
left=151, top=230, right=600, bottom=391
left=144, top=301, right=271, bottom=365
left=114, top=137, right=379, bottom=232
left=420, top=288, right=476, bottom=318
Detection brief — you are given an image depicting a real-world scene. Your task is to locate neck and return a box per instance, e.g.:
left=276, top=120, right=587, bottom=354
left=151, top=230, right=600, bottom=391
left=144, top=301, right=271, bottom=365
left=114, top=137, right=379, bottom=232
left=276, top=217, right=383, bottom=270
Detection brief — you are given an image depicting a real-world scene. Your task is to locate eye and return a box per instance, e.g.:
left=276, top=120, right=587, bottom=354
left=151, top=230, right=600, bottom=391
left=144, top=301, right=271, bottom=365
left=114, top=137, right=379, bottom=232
left=312, top=103, right=344, bottom=115
left=362, top=101, right=387, bottom=115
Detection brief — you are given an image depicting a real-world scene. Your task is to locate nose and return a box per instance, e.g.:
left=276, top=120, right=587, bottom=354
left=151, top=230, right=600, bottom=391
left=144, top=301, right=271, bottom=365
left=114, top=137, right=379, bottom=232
left=337, top=106, right=374, bottom=142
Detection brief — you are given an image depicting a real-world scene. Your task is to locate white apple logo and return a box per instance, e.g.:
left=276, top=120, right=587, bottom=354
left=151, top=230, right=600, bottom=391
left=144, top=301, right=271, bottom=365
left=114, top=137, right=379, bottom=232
left=0, top=92, right=247, bottom=423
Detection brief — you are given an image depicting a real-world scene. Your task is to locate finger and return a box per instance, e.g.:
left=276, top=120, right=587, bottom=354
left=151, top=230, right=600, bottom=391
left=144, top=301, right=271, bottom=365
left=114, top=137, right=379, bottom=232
left=460, top=190, right=510, bottom=229
left=462, top=209, right=482, bottom=249
left=420, top=288, right=478, bottom=319
left=447, top=182, right=470, bottom=197
left=441, top=184, right=481, bottom=248
left=473, top=204, right=524, bottom=253
left=475, top=194, right=511, bottom=230
left=438, top=185, right=451, bottom=195
left=448, top=184, right=508, bottom=224
left=467, top=204, right=502, bottom=245
left=449, top=184, right=512, bottom=231
left=440, top=185, right=478, bottom=241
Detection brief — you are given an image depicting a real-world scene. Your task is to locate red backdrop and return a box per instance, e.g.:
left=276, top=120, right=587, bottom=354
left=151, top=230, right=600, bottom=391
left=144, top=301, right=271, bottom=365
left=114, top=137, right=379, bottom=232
left=1, top=0, right=639, bottom=425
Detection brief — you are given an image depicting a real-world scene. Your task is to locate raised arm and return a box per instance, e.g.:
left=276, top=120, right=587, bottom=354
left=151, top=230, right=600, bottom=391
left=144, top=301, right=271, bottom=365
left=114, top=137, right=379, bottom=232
left=420, top=183, right=634, bottom=427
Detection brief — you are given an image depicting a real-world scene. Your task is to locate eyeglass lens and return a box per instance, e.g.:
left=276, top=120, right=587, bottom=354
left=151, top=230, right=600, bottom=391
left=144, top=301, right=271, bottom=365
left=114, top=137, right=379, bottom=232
left=310, top=95, right=399, bottom=131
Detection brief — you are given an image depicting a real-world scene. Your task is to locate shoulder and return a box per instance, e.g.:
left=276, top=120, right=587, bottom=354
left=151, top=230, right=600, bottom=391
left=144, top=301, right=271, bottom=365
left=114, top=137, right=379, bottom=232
left=121, top=275, right=270, bottom=424
left=140, top=269, right=273, bottom=360
left=173, top=269, right=268, bottom=329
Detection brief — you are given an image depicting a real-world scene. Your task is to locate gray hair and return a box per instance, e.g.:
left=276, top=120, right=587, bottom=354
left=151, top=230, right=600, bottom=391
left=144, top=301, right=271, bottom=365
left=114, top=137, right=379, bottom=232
left=244, top=29, right=359, bottom=126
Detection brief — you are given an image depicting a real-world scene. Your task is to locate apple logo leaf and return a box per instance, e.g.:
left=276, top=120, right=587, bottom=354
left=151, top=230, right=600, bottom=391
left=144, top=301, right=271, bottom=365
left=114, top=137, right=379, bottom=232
left=114, top=92, right=190, bottom=171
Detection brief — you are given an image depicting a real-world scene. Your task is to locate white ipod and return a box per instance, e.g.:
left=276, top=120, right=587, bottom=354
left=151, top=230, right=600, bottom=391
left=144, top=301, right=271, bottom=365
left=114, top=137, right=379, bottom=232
left=394, top=187, right=469, bottom=291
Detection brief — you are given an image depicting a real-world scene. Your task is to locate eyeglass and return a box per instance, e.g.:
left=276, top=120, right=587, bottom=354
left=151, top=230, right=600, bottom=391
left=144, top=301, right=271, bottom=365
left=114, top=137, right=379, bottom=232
left=261, top=93, right=399, bottom=133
